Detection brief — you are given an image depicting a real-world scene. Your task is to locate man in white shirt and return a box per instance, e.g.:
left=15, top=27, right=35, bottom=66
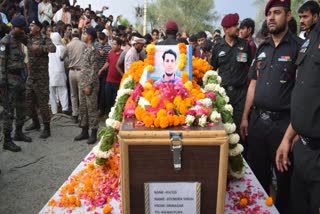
left=38, top=0, right=53, bottom=24
left=52, top=0, right=71, bottom=24
left=124, top=36, right=145, bottom=72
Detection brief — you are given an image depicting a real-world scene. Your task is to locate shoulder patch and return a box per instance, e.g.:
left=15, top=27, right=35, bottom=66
left=0, top=44, right=6, bottom=52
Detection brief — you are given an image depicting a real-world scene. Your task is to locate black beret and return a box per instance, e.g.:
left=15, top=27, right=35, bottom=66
left=30, top=19, right=43, bottom=29
left=11, top=17, right=26, bottom=28
left=265, top=0, right=291, bottom=16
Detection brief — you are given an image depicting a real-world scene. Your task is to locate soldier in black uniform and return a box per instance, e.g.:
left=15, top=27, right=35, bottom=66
left=211, top=13, right=252, bottom=156
left=276, top=16, right=320, bottom=214
left=156, top=21, right=178, bottom=45
left=240, top=0, right=303, bottom=213
left=0, top=17, right=32, bottom=152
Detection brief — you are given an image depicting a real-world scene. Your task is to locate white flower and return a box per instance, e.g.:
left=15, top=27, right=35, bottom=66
left=224, top=96, right=230, bottom=103
left=224, top=104, right=233, bottom=115
left=216, top=76, right=222, bottom=84
left=108, top=106, right=116, bottom=118
left=185, top=115, right=195, bottom=126
left=198, top=98, right=213, bottom=108
left=121, top=76, right=133, bottom=89
left=224, top=123, right=237, bottom=134
left=229, top=144, right=244, bottom=156
left=106, top=118, right=121, bottom=130
left=202, top=70, right=218, bottom=84
left=204, top=83, right=218, bottom=92
left=117, top=88, right=133, bottom=98
left=138, top=97, right=151, bottom=109
left=209, top=111, right=221, bottom=124
left=94, top=145, right=115, bottom=159
left=217, top=86, right=227, bottom=97
left=228, top=133, right=240, bottom=144
left=198, top=115, right=207, bottom=127
left=228, top=165, right=245, bottom=179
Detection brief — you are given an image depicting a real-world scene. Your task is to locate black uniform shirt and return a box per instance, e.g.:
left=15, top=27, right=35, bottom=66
left=211, top=37, right=252, bottom=87
left=291, top=19, right=320, bottom=138
left=249, top=32, right=303, bottom=111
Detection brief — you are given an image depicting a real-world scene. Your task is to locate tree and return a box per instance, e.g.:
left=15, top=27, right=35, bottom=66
left=253, top=0, right=305, bottom=31
left=147, top=0, right=218, bottom=34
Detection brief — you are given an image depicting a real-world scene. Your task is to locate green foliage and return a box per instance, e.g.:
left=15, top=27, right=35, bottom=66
left=114, top=94, right=130, bottom=121
left=229, top=154, right=245, bottom=172
left=96, top=157, right=106, bottom=166
left=214, top=94, right=226, bottom=110
left=147, top=0, right=219, bottom=33
left=119, top=17, right=131, bottom=27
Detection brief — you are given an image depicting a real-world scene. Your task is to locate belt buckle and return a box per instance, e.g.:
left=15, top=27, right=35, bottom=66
left=260, top=112, right=270, bottom=120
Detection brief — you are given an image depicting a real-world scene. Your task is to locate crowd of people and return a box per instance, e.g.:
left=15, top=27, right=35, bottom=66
left=0, top=0, right=320, bottom=213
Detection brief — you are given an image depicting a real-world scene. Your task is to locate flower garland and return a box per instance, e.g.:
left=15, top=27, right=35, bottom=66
left=177, top=43, right=187, bottom=71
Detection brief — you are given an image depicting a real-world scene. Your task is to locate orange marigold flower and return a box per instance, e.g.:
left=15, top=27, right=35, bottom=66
left=154, top=118, right=160, bottom=128
left=144, top=82, right=153, bottom=90
left=151, top=97, right=160, bottom=108
left=103, top=204, right=113, bottom=214
left=239, top=197, right=248, bottom=207
left=165, top=102, right=174, bottom=110
left=159, top=116, right=169, bottom=129
left=173, top=96, right=182, bottom=106
left=265, top=196, right=273, bottom=206
left=147, top=78, right=154, bottom=84
left=157, top=109, right=167, bottom=118
left=179, top=115, right=185, bottom=125
left=181, top=72, right=189, bottom=83
left=173, top=115, right=180, bottom=126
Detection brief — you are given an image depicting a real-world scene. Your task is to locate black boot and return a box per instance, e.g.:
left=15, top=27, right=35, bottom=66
left=87, top=129, right=98, bottom=144
left=25, top=118, right=40, bottom=131
left=3, top=133, right=21, bottom=152
left=74, top=127, right=89, bottom=141
left=40, top=123, right=51, bottom=139
left=13, top=125, right=32, bottom=143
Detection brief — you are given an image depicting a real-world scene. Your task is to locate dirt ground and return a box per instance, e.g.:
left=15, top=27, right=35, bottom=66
left=0, top=113, right=97, bottom=214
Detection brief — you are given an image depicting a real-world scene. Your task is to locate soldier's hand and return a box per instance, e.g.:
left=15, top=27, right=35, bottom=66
left=276, top=138, right=292, bottom=172
left=83, top=87, right=92, bottom=96
left=240, top=119, right=248, bottom=140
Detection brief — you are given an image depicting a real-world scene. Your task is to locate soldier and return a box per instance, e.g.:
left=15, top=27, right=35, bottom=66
left=74, top=27, right=99, bottom=145
left=276, top=13, right=320, bottom=214
left=0, top=17, right=31, bottom=152
left=240, top=0, right=303, bottom=213
left=156, top=21, right=179, bottom=45
left=211, top=13, right=252, bottom=157
left=24, top=20, right=56, bottom=139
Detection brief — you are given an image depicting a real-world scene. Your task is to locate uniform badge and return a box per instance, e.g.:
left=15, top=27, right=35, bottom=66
left=238, top=46, right=244, bottom=51
left=0, top=45, right=5, bottom=52
left=300, top=39, right=310, bottom=53
left=257, top=52, right=266, bottom=60
left=218, top=51, right=226, bottom=57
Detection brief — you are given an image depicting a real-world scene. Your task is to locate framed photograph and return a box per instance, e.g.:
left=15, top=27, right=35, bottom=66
left=147, top=45, right=193, bottom=83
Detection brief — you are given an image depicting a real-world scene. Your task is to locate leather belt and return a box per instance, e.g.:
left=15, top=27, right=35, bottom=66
left=69, top=67, right=82, bottom=71
left=254, top=107, right=290, bottom=121
left=301, top=136, right=320, bottom=150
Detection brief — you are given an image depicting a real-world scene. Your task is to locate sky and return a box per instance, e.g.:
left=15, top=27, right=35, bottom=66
left=75, top=0, right=259, bottom=27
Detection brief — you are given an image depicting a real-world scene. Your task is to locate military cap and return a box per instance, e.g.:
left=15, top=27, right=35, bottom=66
left=165, top=20, right=178, bottom=32
left=30, top=19, right=43, bottom=29
left=265, top=0, right=291, bottom=16
left=11, top=17, right=26, bottom=28
left=85, top=27, right=97, bottom=39
left=221, top=13, right=239, bottom=28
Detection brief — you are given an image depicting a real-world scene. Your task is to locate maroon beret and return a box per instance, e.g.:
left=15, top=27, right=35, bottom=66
left=166, top=21, right=178, bottom=32
left=221, top=13, right=239, bottom=28
left=265, top=0, right=291, bottom=16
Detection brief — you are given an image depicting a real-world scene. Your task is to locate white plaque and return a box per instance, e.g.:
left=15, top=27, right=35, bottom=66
left=144, top=182, right=201, bottom=214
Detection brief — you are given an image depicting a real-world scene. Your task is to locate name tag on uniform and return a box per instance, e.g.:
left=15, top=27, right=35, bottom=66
left=236, top=52, right=248, bottom=62
left=218, top=51, right=226, bottom=57
left=278, top=56, right=292, bottom=62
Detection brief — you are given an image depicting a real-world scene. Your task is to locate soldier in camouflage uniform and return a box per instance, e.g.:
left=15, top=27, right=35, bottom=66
left=24, top=20, right=56, bottom=139
left=74, top=27, right=99, bottom=144
left=0, top=17, right=32, bottom=152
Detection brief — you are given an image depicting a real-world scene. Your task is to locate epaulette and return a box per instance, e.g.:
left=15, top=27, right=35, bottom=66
left=0, top=34, right=11, bottom=45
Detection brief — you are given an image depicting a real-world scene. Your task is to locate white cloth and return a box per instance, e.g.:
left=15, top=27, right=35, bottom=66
left=48, top=32, right=67, bottom=87
left=38, top=1, right=53, bottom=24
left=52, top=8, right=71, bottom=24
left=49, top=86, right=69, bottom=114
left=124, top=46, right=139, bottom=72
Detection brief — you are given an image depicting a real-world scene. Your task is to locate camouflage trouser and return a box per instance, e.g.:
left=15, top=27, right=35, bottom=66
left=79, top=85, right=99, bottom=129
left=25, top=78, right=51, bottom=123
left=0, top=75, right=27, bottom=134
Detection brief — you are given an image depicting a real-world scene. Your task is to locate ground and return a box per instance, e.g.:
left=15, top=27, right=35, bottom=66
left=0, top=113, right=98, bottom=214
